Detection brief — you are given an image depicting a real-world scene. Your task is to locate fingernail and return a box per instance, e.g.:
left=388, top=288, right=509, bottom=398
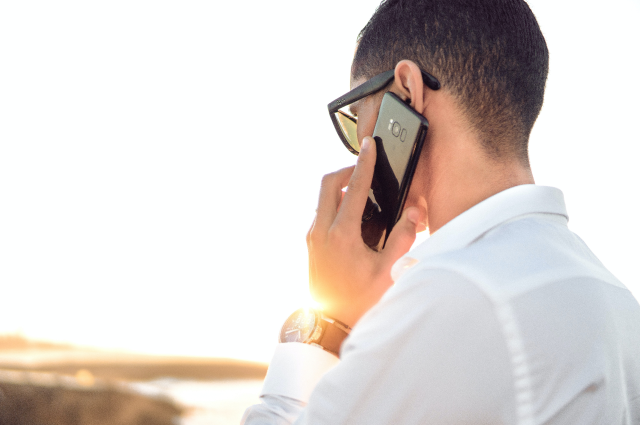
left=361, top=137, right=370, bottom=150
left=407, top=208, right=419, bottom=226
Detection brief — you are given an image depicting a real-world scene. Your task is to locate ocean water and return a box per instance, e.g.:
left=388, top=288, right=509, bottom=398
left=130, top=378, right=263, bottom=425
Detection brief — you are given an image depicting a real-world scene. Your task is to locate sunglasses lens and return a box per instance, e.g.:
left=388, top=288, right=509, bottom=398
left=335, top=110, right=359, bottom=153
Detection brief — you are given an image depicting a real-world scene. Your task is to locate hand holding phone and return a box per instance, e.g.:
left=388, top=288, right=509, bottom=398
left=308, top=138, right=420, bottom=328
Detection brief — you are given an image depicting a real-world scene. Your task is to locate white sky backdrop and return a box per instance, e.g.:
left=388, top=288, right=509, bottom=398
left=0, top=0, right=638, bottom=363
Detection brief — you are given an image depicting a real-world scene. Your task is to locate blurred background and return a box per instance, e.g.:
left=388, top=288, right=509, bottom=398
left=0, top=0, right=639, bottom=423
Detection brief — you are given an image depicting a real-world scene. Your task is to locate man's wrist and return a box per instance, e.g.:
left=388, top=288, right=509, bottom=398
left=279, top=308, right=351, bottom=358
left=322, top=305, right=365, bottom=331
left=316, top=313, right=352, bottom=357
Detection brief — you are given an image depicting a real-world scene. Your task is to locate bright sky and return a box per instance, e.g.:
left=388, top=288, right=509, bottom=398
left=1, top=0, right=638, bottom=363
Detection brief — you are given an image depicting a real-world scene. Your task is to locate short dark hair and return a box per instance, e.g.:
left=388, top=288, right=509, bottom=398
left=353, top=0, right=549, bottom=164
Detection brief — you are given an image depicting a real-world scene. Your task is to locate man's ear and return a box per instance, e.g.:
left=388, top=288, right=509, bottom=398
left=393, top=60, right=429, bottom=115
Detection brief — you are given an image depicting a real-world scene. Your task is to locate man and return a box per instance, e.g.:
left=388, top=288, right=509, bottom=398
left=243, top=0, right=640, bottom=423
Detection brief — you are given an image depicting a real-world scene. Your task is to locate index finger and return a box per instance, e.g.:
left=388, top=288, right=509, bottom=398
left=313, top=166, right=355, bottom=235
left=334, top=136, right=376, bottom=228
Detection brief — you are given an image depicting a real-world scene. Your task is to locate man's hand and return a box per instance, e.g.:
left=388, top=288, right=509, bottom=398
left=307, top=136, right=420, bottom=328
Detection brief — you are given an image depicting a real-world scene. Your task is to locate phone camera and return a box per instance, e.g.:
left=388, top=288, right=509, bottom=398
left=392, top=122, right=401, bottom=137
left=400, top=128, right=407, bottom=142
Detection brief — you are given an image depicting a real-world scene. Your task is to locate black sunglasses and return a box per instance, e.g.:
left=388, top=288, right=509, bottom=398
left=328, top=69, right=441, bottom=155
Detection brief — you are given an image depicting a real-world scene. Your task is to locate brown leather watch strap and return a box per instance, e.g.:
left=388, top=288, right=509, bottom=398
left=318, top=319, right=350, bottom=357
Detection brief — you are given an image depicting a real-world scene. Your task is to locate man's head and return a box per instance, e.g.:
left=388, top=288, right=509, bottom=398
left=352, top=0, right=548, bottom=166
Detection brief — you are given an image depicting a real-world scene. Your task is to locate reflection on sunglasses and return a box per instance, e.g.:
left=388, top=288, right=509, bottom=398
left=335, top=110, right=359, bottom=153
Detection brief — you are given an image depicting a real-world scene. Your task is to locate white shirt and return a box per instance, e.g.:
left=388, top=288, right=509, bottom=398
left=242, top=185, right=640, bottom=425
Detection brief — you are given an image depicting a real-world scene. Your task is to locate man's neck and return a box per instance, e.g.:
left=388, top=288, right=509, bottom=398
left=424, top=137, right=535, bottom=234
left=413, top=89, right=535, bottom=235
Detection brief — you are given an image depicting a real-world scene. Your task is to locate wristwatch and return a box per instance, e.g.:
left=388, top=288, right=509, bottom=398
left=279, top=308, right=351, bottom=357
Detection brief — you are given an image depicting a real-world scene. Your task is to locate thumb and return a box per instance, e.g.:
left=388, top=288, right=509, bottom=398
left=382, top=206, right=419, bottom=265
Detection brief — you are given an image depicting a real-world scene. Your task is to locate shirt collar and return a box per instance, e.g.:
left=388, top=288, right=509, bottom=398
left=391, top=184, right=568, bottom=281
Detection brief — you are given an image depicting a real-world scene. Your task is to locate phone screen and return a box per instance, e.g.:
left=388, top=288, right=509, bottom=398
left=361, top=92, right=429, bottom=251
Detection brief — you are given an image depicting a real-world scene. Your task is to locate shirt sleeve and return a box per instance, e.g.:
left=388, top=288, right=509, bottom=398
left=240, top=395, right=306, bottom=425
left=241, top=341, right=340, bottom=424
left=260, top=343, right=340, bottom=401
left=245, top=268, right=515, bottom=425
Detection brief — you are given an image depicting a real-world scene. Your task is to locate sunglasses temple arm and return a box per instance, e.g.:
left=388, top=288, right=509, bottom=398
left=328, top=70, right=396, bottom=112
left=328, top=69, right=440, bottom=112
left=421, top=70, right=441, bottom=91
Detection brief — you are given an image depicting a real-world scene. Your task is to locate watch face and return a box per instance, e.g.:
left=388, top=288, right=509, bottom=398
left=280, top=308, right=317, bottom=343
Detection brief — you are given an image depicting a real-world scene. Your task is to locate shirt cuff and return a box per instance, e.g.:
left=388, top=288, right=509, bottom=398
left=260, top=342, right=340, bottom=403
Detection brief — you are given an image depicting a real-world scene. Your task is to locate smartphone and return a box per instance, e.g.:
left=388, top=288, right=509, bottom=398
left=361, top=92, right=429, bottom=251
